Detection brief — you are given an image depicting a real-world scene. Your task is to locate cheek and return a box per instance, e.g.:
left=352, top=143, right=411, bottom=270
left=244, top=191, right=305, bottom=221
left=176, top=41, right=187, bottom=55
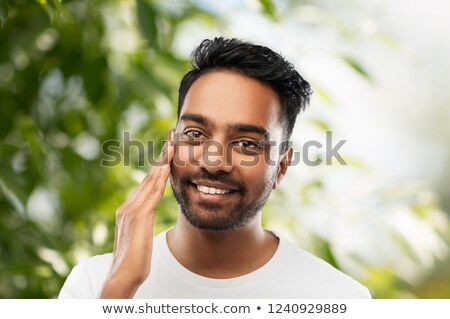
left=172, top=142, right=201, bottom=171
left=239, top=160, right=276, bottom=187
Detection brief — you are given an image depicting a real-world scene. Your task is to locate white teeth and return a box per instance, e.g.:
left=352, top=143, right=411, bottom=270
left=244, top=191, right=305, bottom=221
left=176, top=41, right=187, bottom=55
left=196, top=184, right=230, bottom=195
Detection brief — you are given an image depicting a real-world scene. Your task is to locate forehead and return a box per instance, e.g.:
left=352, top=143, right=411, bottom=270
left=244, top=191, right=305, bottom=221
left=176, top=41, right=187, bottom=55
left=180, top=71, right=282, bottom=136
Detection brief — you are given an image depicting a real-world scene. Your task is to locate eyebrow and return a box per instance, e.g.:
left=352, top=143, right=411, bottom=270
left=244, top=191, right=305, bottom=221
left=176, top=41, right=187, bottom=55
left=230, top=123, right=269, bottom=139
left=180, top=112, right=269, bottom=139
left=180, top=113, right=209, bottom=127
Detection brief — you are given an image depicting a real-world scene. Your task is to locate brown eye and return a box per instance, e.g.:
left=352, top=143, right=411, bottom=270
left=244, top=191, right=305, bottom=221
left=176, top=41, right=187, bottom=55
left=233, top=140, right=263, bottom=156
left=184, top=130, right=203, bottom=139
left=236, top=140, right=261, bottom=149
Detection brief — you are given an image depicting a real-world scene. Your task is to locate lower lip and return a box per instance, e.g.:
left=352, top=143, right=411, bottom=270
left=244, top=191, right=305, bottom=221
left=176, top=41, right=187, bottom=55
left=190, top=183, right=238, bottom=203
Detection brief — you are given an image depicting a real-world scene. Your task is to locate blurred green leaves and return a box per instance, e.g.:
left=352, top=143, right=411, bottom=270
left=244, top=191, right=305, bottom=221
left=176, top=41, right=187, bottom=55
left=258, top=0, right=278, bottom=21
left=137, top=0, right=160, bottom=49
left=0, top=0, right=8, bottom=28
left=340, top=55, right=371, bottom=82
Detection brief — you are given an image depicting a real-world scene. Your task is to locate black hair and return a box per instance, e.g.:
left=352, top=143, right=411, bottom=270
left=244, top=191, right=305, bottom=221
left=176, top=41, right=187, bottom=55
left=177, top=37, right=312, bottom=140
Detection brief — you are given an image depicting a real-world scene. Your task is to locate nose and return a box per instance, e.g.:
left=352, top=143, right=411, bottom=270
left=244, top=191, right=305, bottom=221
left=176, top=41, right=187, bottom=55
left=198, top=140, right=233, bottom=174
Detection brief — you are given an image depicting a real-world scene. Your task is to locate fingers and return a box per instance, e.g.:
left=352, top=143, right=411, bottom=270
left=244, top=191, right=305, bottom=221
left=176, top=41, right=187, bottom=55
left=126, top=130, right=175, bottom=208
left=134, top=142, right=173, bottom=204
left=142, top=164, right=171, bottom=212
left=114, top=129, right=175, bottom=243
left=125, top=131, right=174, bottom=201
left=112, top=165, right=166, bottom=251
left=158, top=129, right=175, bottom=166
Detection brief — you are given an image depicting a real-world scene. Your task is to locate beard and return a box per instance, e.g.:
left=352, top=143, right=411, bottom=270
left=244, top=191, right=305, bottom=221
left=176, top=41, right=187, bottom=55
left=170, top=168, right=276, bottom=232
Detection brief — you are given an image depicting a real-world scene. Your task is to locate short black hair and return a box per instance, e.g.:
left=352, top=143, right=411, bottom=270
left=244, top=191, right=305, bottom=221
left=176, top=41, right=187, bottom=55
left=177, top=37, right=312, bottom=140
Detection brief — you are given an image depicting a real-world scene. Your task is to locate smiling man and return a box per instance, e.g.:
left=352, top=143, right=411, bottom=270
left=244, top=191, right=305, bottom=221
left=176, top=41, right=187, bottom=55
left=59, top=37, right=370, bottom=298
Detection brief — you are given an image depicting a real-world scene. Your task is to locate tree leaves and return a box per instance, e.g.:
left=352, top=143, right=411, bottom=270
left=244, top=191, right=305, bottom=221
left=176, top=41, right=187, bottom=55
left=136, top=0, right=160, bottom=49
left=259, top=0, right=278, bottom=21
left=341, top=55, right=372, bottom=82
left=0, top=0, right=8, bottom=28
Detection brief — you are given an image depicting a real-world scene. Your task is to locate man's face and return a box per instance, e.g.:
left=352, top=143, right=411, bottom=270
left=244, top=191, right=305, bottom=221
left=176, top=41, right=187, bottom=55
left=170, top=71, right=286, bottom=232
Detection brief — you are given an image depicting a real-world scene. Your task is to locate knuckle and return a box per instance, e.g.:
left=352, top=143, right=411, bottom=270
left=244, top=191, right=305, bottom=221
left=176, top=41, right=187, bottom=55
left=116, top=203, right=133, bottom=219
left=145, top=195, right=154, bottom=203
left=152, top=184, right=161, bottom=193
left=147, top=172, right=157, bottom=182
left=142, top=174, right=153, bottom=184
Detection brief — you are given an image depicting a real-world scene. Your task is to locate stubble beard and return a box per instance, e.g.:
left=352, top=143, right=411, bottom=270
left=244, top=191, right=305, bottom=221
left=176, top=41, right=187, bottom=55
left=170, top=170, right=276, bottom=233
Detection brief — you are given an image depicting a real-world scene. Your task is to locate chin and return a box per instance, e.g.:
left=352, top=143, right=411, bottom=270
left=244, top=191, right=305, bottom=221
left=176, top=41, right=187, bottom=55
left=181, top=206, right=255, bottom=233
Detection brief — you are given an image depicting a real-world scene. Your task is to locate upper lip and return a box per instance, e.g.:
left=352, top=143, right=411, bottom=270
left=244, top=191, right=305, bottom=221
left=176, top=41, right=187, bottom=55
left=192, top=180, right=239, bottom=192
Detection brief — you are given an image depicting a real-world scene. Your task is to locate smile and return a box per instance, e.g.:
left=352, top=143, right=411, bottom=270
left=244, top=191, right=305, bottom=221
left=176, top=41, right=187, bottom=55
left=189, top=182, right=239, bottom=203
left=196, top=184, right=231, bottom=195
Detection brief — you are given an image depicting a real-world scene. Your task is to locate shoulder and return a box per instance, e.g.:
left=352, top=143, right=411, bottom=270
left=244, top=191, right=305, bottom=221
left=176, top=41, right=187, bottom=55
left=58, top=253, right=113, bottom=299
left=276, top=234, right=371, bottom=298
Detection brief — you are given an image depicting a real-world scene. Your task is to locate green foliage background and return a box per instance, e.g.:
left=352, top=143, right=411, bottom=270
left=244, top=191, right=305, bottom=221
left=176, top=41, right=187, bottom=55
left=1, top=0, right=449, bottom=298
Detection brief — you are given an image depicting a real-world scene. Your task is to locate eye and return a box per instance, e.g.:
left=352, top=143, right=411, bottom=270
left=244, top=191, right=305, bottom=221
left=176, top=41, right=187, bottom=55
left=184, top=130, right=204, bottom=139
left=183, top=130, right=204, bottom=139
left=235, top=140, right=262, bottom=150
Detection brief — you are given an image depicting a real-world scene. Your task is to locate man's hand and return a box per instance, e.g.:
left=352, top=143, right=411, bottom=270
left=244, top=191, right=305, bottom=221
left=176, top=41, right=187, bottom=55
left=100, top=131, right=174, bottom=298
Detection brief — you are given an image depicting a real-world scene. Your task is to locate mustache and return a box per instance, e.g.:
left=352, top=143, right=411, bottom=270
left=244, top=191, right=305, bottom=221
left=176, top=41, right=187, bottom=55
left=180, top=169, right=245, bottom=192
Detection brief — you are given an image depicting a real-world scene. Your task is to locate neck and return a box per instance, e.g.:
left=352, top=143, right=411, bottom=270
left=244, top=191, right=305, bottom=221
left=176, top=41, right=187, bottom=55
left=166, top=209, right=279, bottom=279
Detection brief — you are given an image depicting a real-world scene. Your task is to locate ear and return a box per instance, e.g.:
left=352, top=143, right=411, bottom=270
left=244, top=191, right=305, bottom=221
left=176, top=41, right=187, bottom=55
left=273, top=146, right=293, bottom=189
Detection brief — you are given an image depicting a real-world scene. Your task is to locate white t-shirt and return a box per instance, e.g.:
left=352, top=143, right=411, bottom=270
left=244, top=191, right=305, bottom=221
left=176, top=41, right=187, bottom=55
left=59, top=229, right=371, bottom=298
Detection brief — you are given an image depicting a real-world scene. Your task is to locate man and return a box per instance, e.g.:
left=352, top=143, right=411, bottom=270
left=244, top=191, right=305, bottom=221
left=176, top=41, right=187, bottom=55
left=59, top=37, right=370, bottom=298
